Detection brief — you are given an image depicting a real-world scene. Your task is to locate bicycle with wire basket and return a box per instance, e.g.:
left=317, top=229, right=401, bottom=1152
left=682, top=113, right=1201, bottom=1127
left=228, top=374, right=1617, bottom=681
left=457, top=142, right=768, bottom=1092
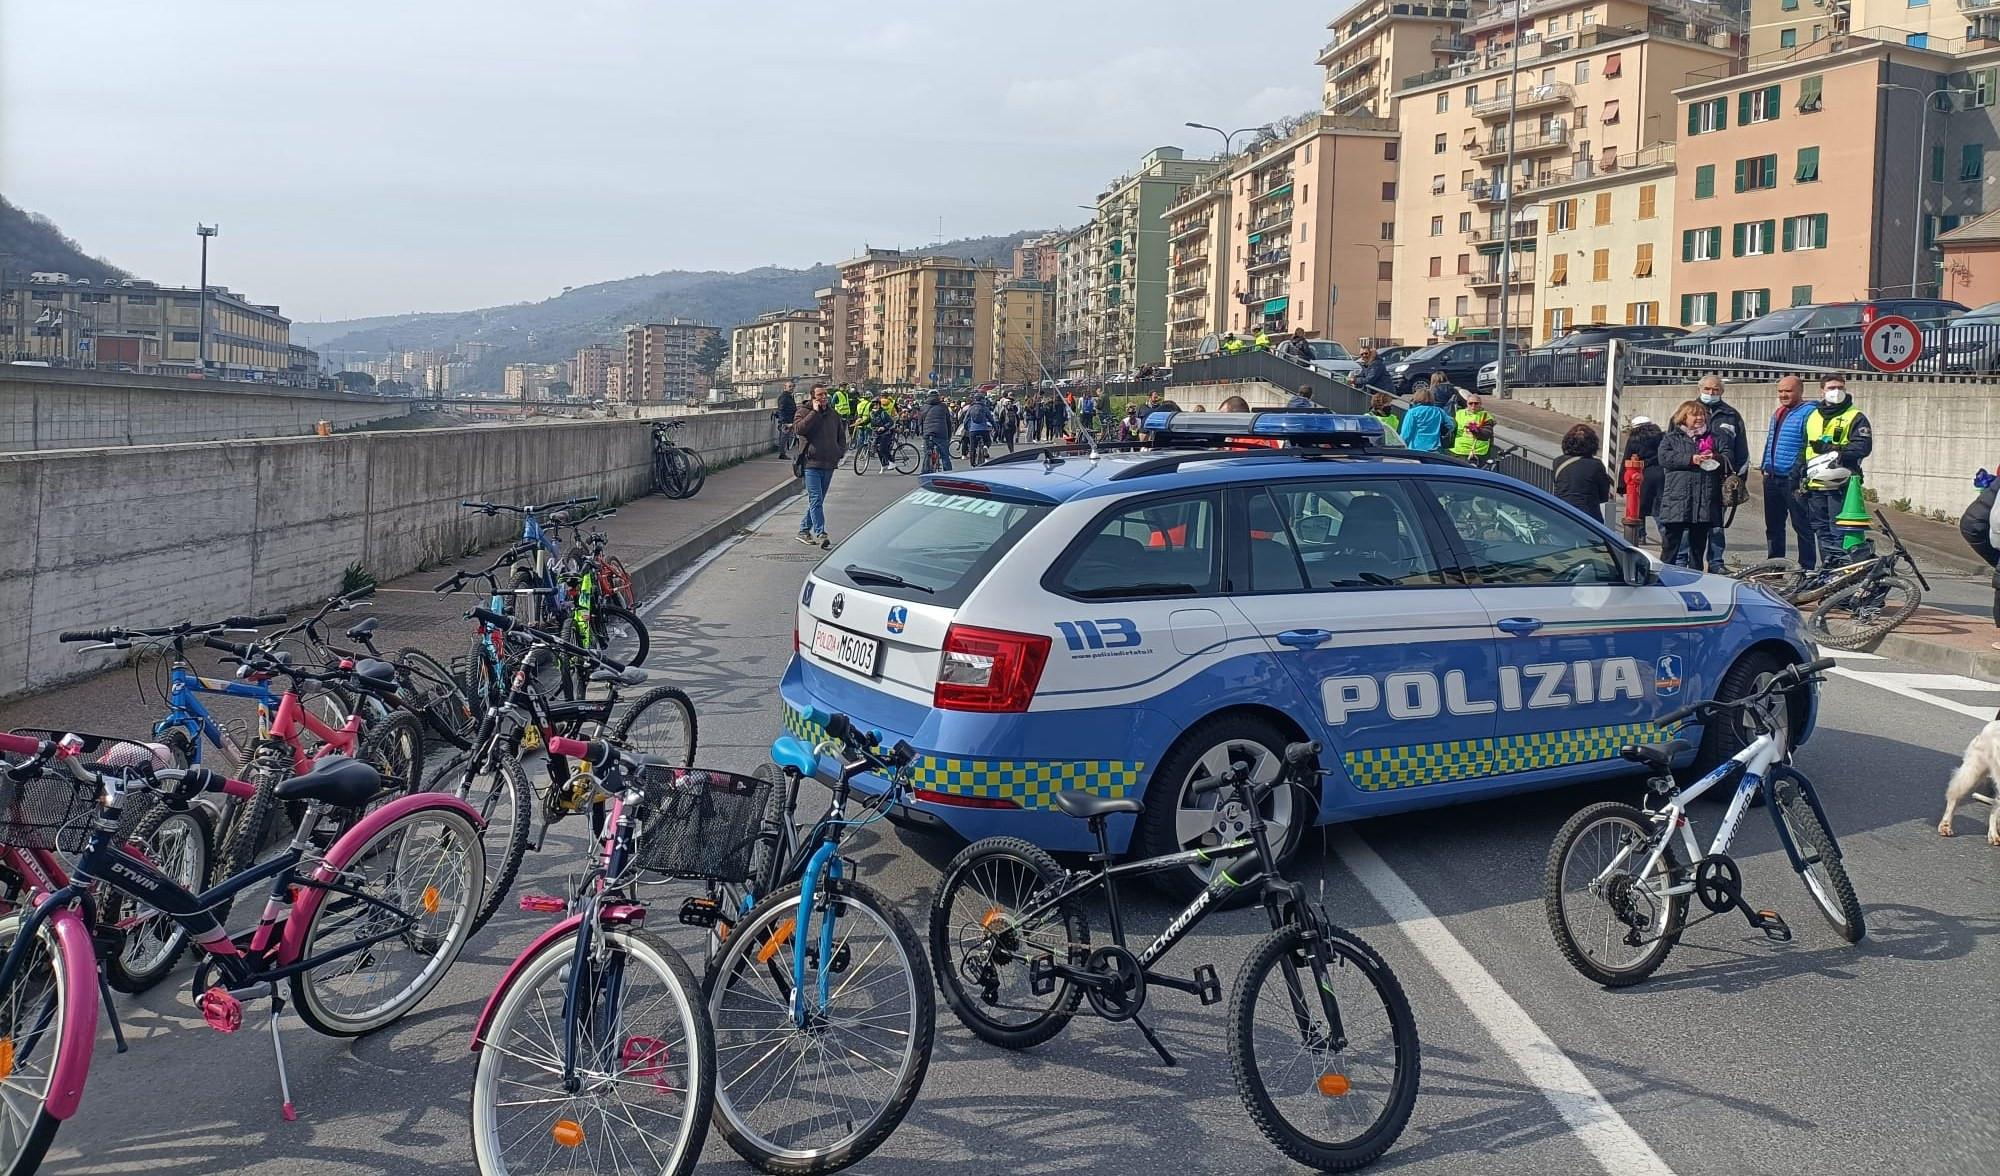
left=0, top=728, right=485, bottom=1172
left=468, top=732, right=716, bottom=1176
left=1543, top=657, right=1862, bottom=987
left=928, top=740, right=1419, bottom=1172
left=686, top=710, right=933, bottom=1175
left=1734, top=509, right=1929, bottom=649
left=651, top=420, right=708, bottom=499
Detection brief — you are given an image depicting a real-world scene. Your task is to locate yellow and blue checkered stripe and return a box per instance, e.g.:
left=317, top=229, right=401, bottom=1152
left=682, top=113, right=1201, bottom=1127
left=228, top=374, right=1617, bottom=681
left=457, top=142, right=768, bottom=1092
left=782, top=709, right=1145, bottom=811
left=1344, top=722, right=1669, bottom=792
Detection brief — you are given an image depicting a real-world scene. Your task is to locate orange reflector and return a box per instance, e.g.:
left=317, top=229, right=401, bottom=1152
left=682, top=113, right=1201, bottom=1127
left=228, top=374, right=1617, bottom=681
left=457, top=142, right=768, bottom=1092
left=421, top=887, right=440, bottom=915
left=981, top=908, right=1005, bottom=929
left=0, top=1038, right=13, bottom=1080
left=551, top=1119, right=584, bottom=1148
left=716, top=920, right=730, bottom=943
left=1317, top=1073, right=1350, bottom=1097
left=756, top=918, right=797, bottom=964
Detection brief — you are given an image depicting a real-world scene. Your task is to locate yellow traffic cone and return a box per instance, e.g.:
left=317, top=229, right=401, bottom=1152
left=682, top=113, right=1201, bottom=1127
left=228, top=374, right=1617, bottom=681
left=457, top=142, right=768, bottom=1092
left=1835, top=475, right=1871, bottom=550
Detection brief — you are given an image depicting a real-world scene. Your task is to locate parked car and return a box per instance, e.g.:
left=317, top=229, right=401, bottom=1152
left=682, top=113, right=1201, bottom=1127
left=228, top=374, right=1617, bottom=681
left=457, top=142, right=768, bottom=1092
left=1484, top=324, right=1688, bottom=389
left=1374, top=346, right=1419, bottom=368
left=1387, top=340, right=1520, bottom=395
left=1300, top=338, right=1362, bottom=379
left=1923, top=299, right=2000, bottom=373
left=1665, top=319, right=1757, bottom=369
left=1728, top=299, right=1966, bottom=368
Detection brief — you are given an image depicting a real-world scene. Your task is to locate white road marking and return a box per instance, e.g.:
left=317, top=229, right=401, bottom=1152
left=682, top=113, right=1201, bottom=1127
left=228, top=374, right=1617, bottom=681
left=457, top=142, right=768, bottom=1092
left=1331, top=829, right=1678, bottom=1176
left=1825, top=666, right=1998, bottom=721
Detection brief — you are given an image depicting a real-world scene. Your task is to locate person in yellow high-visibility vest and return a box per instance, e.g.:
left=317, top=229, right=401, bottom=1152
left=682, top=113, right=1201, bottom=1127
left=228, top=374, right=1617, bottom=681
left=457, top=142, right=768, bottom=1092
left=1793, top=376, right=1873, bottom=568
left=1253, top=329, right=1272, bottom=351
left=1451, top=391, right=1496, bottom=464
left=1221, top=333, right=1246, bottom=354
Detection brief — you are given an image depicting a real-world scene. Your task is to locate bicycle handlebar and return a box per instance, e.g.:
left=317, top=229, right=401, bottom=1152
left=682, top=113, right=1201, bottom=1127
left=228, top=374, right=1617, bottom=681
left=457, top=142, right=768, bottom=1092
left=1191, top=740, right=1322, bottom=797
left=800, top=707, right=915, bottom=771
left=1657, top=657, right=1833, bottom=727
left=0, top=731, right=45, bottom=757
left=469, top=606, right=630, bottom=671
left=58, top=611, right=290, bottom=644
left=460, top=495, right=600, bottom=516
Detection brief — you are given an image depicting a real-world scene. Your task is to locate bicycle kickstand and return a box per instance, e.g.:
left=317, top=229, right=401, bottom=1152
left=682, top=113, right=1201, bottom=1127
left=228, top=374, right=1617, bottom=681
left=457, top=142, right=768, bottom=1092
left=1130, top=1013, right=1177, bottom=1067
left=95, top=964, right=129, bottom=1054
left=266, top=985, right=299, bottom=1121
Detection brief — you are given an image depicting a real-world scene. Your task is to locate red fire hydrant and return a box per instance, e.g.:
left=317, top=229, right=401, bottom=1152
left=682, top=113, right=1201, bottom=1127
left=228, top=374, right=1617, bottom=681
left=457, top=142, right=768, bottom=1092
left=1621, top=453, right=1645, bottom=544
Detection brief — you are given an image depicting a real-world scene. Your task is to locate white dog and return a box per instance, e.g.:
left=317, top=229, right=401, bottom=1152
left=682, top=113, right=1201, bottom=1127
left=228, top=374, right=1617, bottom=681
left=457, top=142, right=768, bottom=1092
left=1938, top=720, right=2000, bottom=845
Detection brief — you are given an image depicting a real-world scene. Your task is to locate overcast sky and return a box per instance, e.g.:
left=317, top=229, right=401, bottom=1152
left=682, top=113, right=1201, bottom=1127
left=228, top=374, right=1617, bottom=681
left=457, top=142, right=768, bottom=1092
left=1, top=0, right=1336, bottom=321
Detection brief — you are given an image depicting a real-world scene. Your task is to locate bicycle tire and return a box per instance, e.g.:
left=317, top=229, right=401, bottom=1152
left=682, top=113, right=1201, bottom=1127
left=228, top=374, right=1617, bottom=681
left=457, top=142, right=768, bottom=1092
left=0, top=915, right=67, bottom=1175
left=434, top=749, right=533, bottom=936
left=1769, top=771, right=1865, bottom=942
left=1806, top=573, right=1921, bottom=650
left=706, top=876, right=933, bottom=1175
left=891, top=441, right=921, bottom=475
left=929, top=836, right=1088, bottom=1050
left=1735, top=558, right=1805, bottom=601
left=652, top=448, right=685, bottom=498
left=217, top=742, right=290, bottom=880
left=850, top=445, right=875, bottom=476
left=600, top=555, right=637, bottom=608
left=470, top=925, right=714, bottom=1176
left=394, top=647, right=475, bottom=750
left=590, top=603, right=650, bottom=671
left=290, top=800, right=485, bottom=1036
left=610, top=684, right=698, bottom=768
left=100, top=800, right=214, bottom=994
left=1543, top=801, right=1686, bottom=986
left=679, top=447, right=708, bottom=497
left=1229, top=922, right=1420, bottom=1171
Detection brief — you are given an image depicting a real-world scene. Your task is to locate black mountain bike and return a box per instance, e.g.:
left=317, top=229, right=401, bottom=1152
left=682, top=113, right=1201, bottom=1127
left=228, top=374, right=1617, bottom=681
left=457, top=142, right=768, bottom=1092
left=929, top=741, right=1420, bottom=1172
left=651, top=419, right=708, bottom=499
left=1737, top=509, right=1928, bottom=648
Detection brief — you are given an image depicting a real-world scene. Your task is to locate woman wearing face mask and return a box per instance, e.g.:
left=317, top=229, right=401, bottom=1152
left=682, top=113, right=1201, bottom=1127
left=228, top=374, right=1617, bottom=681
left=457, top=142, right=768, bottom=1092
left=1656, top=399, right=1725, bottom=569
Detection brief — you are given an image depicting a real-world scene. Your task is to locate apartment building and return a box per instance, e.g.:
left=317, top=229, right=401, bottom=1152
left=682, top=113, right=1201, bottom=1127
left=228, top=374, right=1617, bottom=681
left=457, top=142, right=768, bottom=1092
left=1013, top=232, right=1064, bottom=282
left=4, top=277, right=294, bottom=374
left=992, top=278, right=1056, bottom=384
left=1389, top=0, right=1736, bottom=345
left=1165, top=175, right=1233, bottom=362
left=1224, top=114, right=1402, bottom=347
left=572, top=343, right=621, bottom=400
left=814, top=285, right=848, bottom=382
left=1052, top=224, right=1096, bottom=377
left=866, top=257, right=997, bottom=387
left=1532, top=145, right=1676, bottom=334
left=832, top=248, right=907, bottom=384
left=730, top=310, right=822, bottom=386
left=1320, top=0, right=1474, bottom=116
left=503, top=361, right=566, bottom=400
left=1085, top=147, right=1226, bottom=373
left=1746, top=0, right=1988, bottom=58
left=624, top=319, right=720, bottom=402
left=1671, top=35, right=2000, bottom=324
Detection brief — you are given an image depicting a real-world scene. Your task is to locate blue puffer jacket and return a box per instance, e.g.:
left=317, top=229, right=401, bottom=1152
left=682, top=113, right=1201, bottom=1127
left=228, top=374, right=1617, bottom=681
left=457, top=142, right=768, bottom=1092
left=1760, top=401, right=1813, bottom=476
left=1401, top=403, right=1451, bottom=451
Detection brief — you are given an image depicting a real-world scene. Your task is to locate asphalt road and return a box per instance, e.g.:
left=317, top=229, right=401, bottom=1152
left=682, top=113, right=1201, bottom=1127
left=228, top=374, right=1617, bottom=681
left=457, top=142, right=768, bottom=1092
left=35, top=456, right=2000, bottom=1176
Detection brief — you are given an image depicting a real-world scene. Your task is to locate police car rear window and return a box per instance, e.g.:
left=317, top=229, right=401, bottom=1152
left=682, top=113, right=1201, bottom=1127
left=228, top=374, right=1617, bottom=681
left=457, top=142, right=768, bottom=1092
left=820, top=488, right=1050, bottom=607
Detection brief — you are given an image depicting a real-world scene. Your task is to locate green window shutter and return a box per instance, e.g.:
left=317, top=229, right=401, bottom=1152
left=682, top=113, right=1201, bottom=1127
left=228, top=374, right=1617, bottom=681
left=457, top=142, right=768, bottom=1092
left=1758, top=289, right=1772, bottom=314
left=1762, top=220, right=1776, bottom=251
left=1814, top=214, right=1828, bottom=249
left=1732, top=222, right=1746, bottom=257
left=1716, top=98, right=1727, bottom=130
left=1688, top=103, right=1700, bottom=135
left=1734, top=159, right=1747, bottom=192
left=1964, top=144, right=1984, bottom=180
left=1763, top=155, right=1778, bottom=187
left=1782, top=217, right=1796, bottom=251
left=1765, top=85, right=1781, bottom=119
left=1682, top=229, right=1695, bottom=262
left=1681, top=293, right=1694, bottom=323
left=1797, top=146, right=1819, bottom=182
left=1730, top=290, right=1744, bottom=320
left=1792, top=284, right=1813, bottom=306
left=1737, top=91, right=1751, bottom=124
left=1695, top=164, right=1715, bottom=198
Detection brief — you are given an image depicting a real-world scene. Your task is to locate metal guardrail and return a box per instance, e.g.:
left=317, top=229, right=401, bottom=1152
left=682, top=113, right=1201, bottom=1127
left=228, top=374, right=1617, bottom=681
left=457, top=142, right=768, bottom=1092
left=1624, top=318, right=1994, bottom=379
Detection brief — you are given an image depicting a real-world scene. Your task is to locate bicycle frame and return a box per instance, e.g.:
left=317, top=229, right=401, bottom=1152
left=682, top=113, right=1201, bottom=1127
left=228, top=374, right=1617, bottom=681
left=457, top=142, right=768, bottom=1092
left=264, top=684, right=362, bottom=767
left=159, top=664, right=278, bottom=765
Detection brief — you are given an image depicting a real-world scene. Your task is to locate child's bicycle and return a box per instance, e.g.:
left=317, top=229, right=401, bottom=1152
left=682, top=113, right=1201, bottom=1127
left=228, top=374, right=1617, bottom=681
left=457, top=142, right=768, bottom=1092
left=929, top=741, right=1420, bottom=1172
left=1543, top=656, right=1860, bottom=987
left=469, top=733, right=715, bottom=1176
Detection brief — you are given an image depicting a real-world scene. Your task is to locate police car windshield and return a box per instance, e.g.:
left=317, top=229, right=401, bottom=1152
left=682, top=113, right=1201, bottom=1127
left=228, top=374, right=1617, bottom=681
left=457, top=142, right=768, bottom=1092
left=823, top=487, right=1051, bottom=607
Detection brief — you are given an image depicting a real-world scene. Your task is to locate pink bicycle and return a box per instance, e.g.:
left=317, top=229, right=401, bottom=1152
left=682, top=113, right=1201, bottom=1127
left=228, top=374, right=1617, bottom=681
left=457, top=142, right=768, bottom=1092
left=0, top=729, right=485, bottom=1172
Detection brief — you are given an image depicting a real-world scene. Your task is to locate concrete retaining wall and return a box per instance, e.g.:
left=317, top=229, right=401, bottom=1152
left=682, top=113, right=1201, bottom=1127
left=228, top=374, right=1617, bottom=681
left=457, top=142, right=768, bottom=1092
left=0, top=409, right=771, bottom=698
left=1513, top=380, right=1995, bottom=519
left=0, top=368, right=412, bottom=452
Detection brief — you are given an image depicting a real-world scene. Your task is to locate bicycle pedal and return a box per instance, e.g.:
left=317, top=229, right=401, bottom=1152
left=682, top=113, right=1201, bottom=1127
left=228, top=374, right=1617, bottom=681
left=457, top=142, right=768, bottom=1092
left=1192, top=963, right=1223, bottom=1006
left=519, top=894, right=566, bottom=914
left=679, top=895, right=721, bottom=928
left=1028, top=954, right=1057, bottom=997
left=199, top=987, right=243, bottom=1034
left=1752, top=910, right=1792, bottom=942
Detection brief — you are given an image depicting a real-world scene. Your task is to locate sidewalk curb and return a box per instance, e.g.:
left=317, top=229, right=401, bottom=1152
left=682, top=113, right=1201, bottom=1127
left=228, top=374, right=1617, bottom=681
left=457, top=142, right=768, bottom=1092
left=624, top=469, right=800, bottom=604
left=1862, top=629, right=2000, bottom=684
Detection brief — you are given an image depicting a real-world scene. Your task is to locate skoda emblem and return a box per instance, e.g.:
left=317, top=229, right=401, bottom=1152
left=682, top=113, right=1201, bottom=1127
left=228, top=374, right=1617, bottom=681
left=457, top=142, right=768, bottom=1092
left=831, top=593, right=845, bottom=619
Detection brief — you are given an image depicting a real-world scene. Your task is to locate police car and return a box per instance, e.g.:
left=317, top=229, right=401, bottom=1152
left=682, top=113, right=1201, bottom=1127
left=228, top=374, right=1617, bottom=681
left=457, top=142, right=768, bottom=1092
left=780, top=411, right=1819, bottom=895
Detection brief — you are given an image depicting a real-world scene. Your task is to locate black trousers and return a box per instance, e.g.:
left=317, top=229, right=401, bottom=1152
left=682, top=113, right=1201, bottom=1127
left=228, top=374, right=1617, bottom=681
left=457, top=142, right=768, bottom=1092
left=1661, top=523, right=1712, bottom=569
left=1762, top=471, right=1817, bottom=568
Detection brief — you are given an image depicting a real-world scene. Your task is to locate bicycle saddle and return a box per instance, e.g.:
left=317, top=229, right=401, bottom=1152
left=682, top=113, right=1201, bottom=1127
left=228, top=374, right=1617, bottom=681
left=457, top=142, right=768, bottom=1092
left=1618, top=739, right=1693, bottom=769
left=1053, top=790, right=1142, bottom=819
left=344, top=617, right=379, bottom=641
left=351, top=658, right=401, bottom=695
left=588, top=666, right=649, bottom=686
left=768, top=735, right=818, bottom=778
left=275, top=756, right=382, bottom=808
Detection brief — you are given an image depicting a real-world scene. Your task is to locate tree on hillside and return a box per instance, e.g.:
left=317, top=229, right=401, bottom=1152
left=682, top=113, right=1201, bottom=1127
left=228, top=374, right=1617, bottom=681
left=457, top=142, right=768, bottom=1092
left=335, top=371, right=377, bottom=392
left=692, top=332, right=730, bottom=379
left=0, top=198, right=129, bottom=282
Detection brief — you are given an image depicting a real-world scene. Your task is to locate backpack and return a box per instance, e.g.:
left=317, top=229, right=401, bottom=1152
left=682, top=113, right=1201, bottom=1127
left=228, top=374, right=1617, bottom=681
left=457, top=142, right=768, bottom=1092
left=1082, top=396, right=1096, bottom=415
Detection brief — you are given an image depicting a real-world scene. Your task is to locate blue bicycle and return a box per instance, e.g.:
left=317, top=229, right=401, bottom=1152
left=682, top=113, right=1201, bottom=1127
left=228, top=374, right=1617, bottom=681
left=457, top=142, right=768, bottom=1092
left=461, top=497, right=648, bottom=689
left=72, top=614, right=290, bottom=770
left=696, top=711, right=933, bottom=1173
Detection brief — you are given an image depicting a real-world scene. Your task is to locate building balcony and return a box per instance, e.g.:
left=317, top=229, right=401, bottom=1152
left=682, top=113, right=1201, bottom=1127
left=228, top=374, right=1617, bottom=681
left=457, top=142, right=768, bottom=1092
left=1330, top=50, right=1380, bottom=85
left=1474, top=128, right=1570, bottom=162
left=1466, top=265, right=1532, bottom=289
left=1965, top=0, right=1999, bottom=10
left=1248, top=207, right=1293, bottom=234
left=1432, top=33, right=1472, bottom=54
left=1454, top=309, right=1534, bottom=331
left=1173, top=252, right=1210, bottom=271
left=1248, top=249, right=1292, bottom=273
left=1331, top=85, right=1376, bottom=113
left=1170, top=280, right=1208, bottom=296
left=1168, top=221, right=1210, bottom=244
left=1471, top=80, right=1575, bottom=120
left=1170, top=310, right=1211, bottom=327
left=1467, top=175, right=1558, bottom=206
left=1467, top=220, right=1539, bottom=244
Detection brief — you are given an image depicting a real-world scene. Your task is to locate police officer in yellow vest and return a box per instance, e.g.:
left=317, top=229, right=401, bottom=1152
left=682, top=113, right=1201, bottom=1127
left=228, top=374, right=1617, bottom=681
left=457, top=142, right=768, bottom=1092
left=831, top=386, right=852, bottom=419
left=1253, top=329, right=1272, bottom=351
left=1451, top=390, right=1496, bottom=463
left=1793, top=376, right=1872, bottom=568
left=1221, top=332, right=1247, bottom=354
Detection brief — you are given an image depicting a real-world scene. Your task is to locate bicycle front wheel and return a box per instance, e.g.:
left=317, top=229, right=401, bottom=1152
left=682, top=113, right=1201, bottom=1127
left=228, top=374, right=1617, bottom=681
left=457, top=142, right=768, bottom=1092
left=611, top=685, right=698, bottom=768
left=890, top=442, right=920, bottom=475
left=1770, top=771, right=1865, bottom=942
left=471, top=925, right=713, bottom=1176
left=1806, top=573, right=1921, bottom=650
left=0, top=915, right=68, bottom=1175
left=102, top=801, right=213, bottom=993
left=1229, top=922, right=1419, bottom=1172
left=1735, top=558, right=1804, bottom=601
left=291, top=801, right=485, bottom=1036
left=677, top=447, right=708, bottom=498
left=431, top=748, right=532, bottom=936
left=395, top=647, right=475, bottom=750
left=654, top=448, right=691, bottom=499
left=1544, top=801, right=1686, bottom=986
left=591, top=604, right=651, bottom=671
left=849, top=445, right=875, bottom=476
left=707, top=877, right=933, bottom=1174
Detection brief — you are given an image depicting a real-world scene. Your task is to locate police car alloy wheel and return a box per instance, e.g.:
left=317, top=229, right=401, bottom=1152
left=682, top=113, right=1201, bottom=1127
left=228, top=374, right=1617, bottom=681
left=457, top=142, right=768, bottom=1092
left=1137, top=718, right=1300, bottom=900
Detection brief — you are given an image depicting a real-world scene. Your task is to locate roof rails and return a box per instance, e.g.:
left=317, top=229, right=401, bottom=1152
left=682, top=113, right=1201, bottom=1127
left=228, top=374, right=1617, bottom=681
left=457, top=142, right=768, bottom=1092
left=1107, top=446, right=1470, bottom=482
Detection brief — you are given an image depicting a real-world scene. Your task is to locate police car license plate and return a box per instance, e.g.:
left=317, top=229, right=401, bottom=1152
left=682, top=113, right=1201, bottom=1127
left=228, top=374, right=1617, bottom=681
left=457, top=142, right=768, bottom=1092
left=811, top=622, right=881, bottom=677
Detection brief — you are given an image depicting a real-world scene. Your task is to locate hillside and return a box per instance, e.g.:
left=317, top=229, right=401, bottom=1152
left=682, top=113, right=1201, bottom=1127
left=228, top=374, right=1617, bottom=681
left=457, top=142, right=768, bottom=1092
left=295, top=229, right=1047, bottom=383
left=0, top=197, right=129, bottom=283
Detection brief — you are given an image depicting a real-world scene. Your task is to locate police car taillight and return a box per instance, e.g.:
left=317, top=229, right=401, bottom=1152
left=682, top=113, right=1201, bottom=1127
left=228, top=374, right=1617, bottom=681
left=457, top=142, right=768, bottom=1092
left=934, top=624, right=1050, bottom=713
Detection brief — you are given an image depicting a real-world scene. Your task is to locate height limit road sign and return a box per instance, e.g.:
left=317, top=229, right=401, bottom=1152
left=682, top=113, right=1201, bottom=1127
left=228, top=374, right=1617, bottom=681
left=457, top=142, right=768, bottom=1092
left=1861, top=315, right=1922, bottom=372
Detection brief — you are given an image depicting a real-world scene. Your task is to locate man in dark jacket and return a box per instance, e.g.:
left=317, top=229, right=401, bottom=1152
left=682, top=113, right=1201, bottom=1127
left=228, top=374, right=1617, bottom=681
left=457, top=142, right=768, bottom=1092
left=1961, top=476, right=1999, bottom=649
left=1689, top=376, right=1748, bottom=572
left=791, top=384, right=846, bottom=547
left=918, top=392, right=954, bottom=471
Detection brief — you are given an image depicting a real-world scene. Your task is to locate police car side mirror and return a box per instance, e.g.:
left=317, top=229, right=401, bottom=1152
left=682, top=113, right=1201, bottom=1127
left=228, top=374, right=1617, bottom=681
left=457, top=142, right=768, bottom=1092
left=1614, top=545, right=1657, bottom=587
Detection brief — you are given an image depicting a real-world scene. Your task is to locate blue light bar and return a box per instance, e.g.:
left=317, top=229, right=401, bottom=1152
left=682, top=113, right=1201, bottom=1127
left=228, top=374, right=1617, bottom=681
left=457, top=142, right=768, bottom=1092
left=1142, top=411, right=1386, bottom=445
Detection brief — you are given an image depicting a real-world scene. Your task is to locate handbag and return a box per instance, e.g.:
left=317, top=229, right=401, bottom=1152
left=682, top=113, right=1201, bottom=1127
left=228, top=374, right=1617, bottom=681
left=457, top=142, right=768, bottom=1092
left=1720, top=452, right=1749, bottom=509
left=791, top=443, right=807, bottom=479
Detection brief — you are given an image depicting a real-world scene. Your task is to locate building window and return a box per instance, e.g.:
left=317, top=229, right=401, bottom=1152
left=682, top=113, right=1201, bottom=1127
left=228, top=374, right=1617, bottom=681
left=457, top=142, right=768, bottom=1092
left=1429, top=256, right=1442, bottom=277
left=1377, top=300, right=1394, bottom=318
left=1689, top=97, right=1727, bottom=134
left=1381, top=221, right=1395, bottom=240
left=1907, top=32, right=1928, bottom=48
left=1548, top=254, right=1570, bottom=285
left=1436, top=93, right=1450, bottom=113
left=1798, top=75, right=1823, bottom=111
left=1792, top=284, right=1814, bottom=306
left=1379, top=260, right=1395, bottom=280
left=1684, top=226, right=1722, bottom=261
left=1427, top=297, right=1441, bottom=318
left=171, top=330, right=199, bottom=342
left=1964, top=144, right=1985, bottom=180
left=1735, top=154, right=1779, bottom=191
left=1604, top=53, right=1622, bottom=78
left=1595, top=193, right=1613, bottom=225
left=1741, top=84, right=1781, bottom=123
left=1795, top=146, right=1820, bottom=183
left=1458, top=211, right=1473, bottom=231
left=1385, top=142, right=1398, bottom=161
left=1783, top=0, right=1798, bottom=8
left=1383, top=181, right=1397, bottom=200
left=1553, top=199, right=1575, bottom=231
left=1780, top=28, right=1797, bottom=48
left=1435, top=132, right=1448, bottom=153
left=1431, top=215, right=1445, bottom=236
left=1591, top=249, right=1610, bottom=281
left=1694, top=164, right=1715, bottom=199
left=1627, top=301, right=1659, bottom=324
left=1638, top=184, right=1658, bottom=218
left=1909, top=0, right=1929, bottom=6
left=1544, top=307, right=1572, bottom=337
left=1680, top=291, right=1718, bottom=326
left=1932, top=144, right=1945, bottom=182
left=1456, top=295, right=1471, bottom=315
left=1466, top=84, right=1479, bottom=104
left=1735, top=219, right=1777, bottom=256
left=1457, top=254, right=1471, bottom=274
left=1432, top=174, right=1447, bottom=194
left=1977, top=68, right=1999, bottom=107
left=1730, top=289, right=1771, bottom=320
left=1634, top=242, right=1655, bottom=277
left=1576, top=60, right=1590, bottom=83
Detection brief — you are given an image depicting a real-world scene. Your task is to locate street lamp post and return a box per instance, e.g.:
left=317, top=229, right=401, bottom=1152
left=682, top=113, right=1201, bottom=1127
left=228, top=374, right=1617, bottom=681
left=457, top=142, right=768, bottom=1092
left=196, top=224, right=219, bottom=371
left=1878, top=84, right=1972, bottom=297
left=1495, top=3, right=1524, bottom=400
left=1183, top=121, right=1274, bottom=158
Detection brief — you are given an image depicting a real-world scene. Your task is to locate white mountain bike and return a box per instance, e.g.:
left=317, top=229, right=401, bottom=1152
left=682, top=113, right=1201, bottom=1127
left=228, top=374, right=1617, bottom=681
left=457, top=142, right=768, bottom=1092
left=1543, top=657, right=1862, bottom=986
